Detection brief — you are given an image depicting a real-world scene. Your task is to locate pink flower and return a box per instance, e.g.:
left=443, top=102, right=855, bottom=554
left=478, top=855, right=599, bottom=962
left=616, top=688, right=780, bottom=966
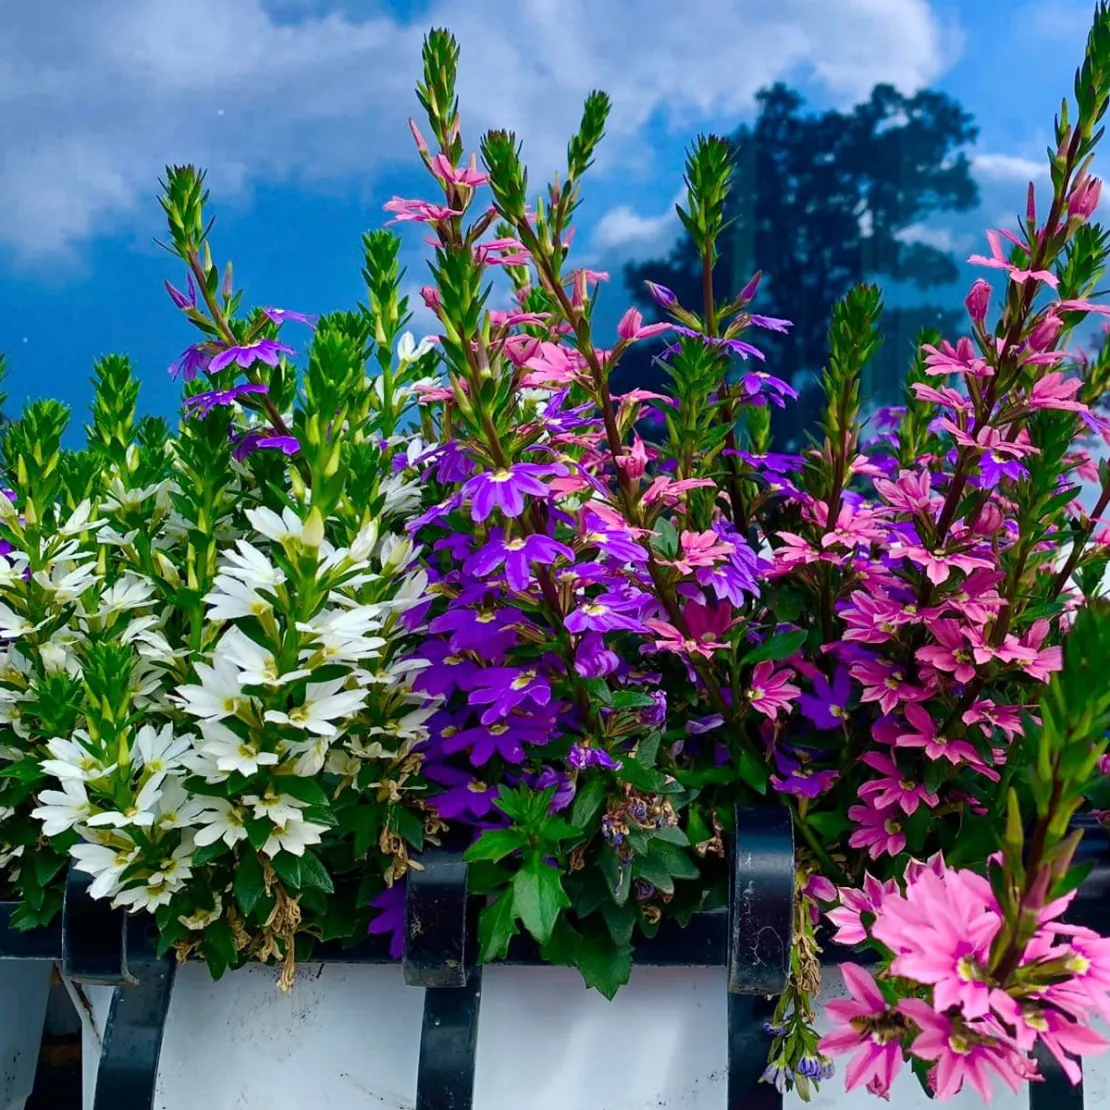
left=616, top=308, right=673, bottom=342
left=965, top=278, right=992, bottom=324
left=1068, top=173, right=1102, bottom=220
left=744, top=660, right=800, bottom=719
left=826, top=873, right=899, bottom=945
left=898, top=1000, right=1027, bottom=1101
left=614, top=435, right=650, bottom=481
left=818, top=965, right=906, bottom=1099
left=901, top=543, right=993, bottom=586
left=1026, top=371, right=1088, bottom=413
left=969, top=228, right=1058, bottom=288
left=430, top=152, right=489, bottom=189
left=922, top=336, right=992, bottom=377
left=894, top=703, right=990, bottom=771
left=643, top=619, right=725, bottom=660
left=383, top=197, right=464, bottom=224
left=859, top=751, right=938, bottom=814
left=848, top=800, right=906, bottom=860
left=915, top=620, right=978, bottom=682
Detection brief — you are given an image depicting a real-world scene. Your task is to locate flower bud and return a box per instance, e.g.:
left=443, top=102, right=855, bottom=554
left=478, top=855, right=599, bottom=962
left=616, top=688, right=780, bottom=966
left=972, top=501, right=1005, bottom=536
left=1068, top=174, right=1102, bottom=221
left=1028, top=313, right=1063, bottom=352
left=644, top=281, right=677, bottom=309
left=301, top=506, right=325, bottom=550
left=738, top=270, right=763, bottom=303
left=964, top=279, right=992, bottom=325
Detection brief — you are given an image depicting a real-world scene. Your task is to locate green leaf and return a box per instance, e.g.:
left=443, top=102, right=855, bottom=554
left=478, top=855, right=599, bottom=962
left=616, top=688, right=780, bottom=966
left=201, top=918, right=237, bottom=980
left=609, top=690, right=657, bottom=710
left=275, top=777, right=331, bottom=807
left=740, top=629, right=806, bottom=666
left=650, top=517, right=679, bottom=558
left=738, top=747, right=769, bottom=794
left=574, top=921, right=632, bottom=999
left=539, top=817, right=585, bottom=844
left=270, top=851, right=302, bottom=890
left=390, top=805, right=424, bottom=850
left=512, top=854, right=570, bottom=944
left=463, top=828, right=527, bottom=863
left=570, top=776, right=608, bottom=829
left=234, top=850, right=266, bottom=916
left=299, top=850, right=334, bottom=893
left=478, top=891, right=519, bottom=961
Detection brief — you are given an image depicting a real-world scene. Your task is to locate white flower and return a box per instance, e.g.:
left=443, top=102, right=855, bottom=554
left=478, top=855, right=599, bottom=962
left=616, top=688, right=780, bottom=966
left=113, top=840, right=194, bottom=911
left=0, top=556, right=28, bottom=589
left=58, top=499, right=105, bottom=536
left=297, top=606, right=386, bottom=664
left=262, top=819, right=328, bottom=858
left=388, top=569, right=431, bottom=612
left=348, top=520, right=380, bottom=563
left=196, top=720, right=280, bottom=777
left=151, top=778, right=204, bottom=832
left=379, top=474, right=421, bottom=516
left=40, top=734, right=117, bottom=783
left=217, top=626, right=311, bottom=688
left=205, top=574, right=273, bottom=622
left=98, top=574, right=156, bottom=616
left=288, top=735, right=331, bottom=777
left=85, top=776, right=163, bottom=829
left=70, top=840, right=140, bottom=900
left=396, top=331, right=436, bottom=365
left=31, top=780, right=94, bottom=836
left=220, top=540, right=286, bottom=591
left=175, top=656, right=251, bottom=721
left=246, top=506, right=310, bottom=546
left=32, top=559, right=98, bottom=603
left=378, top=533, right=415, bottom=573
left=242, top=788, right=306, bottom=826
left=0, top=603, right=37, bottom=639
left=193, top=797, right=249, bottom=848
left=134, top=723, right=192, bottom=777
left=264, top=679, right=367, bottom=737
left=179, top=903, right=221, bottom=931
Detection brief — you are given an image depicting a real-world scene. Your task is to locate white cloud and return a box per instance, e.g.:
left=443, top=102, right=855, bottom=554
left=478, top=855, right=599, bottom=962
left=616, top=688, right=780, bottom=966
left=970, top=152, right=1047, bottom=183
left=1, top=0, right=955, bottom=264
left=895, top=221, right=971, bottom=254
left=590, top=188, right=686, bottom=262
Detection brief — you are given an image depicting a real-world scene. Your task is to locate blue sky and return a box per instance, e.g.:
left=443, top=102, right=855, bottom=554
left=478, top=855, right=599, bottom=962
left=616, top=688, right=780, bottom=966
left=0, top=0, right=1102, bottom=441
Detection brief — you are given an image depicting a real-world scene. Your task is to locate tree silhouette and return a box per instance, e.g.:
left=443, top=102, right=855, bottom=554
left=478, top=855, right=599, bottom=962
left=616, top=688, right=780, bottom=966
left=614, top=82, right=980, bottom=446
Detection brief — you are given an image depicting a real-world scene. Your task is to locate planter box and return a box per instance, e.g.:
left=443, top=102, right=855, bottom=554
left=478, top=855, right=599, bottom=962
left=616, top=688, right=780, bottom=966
left=4, top=807, right=1110, bottom=1109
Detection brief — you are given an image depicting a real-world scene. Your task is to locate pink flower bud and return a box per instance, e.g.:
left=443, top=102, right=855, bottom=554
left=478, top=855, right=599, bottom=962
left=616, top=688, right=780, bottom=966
left=1028, top=313, right=1063, bottom=352
left=1068, top=174, right=1102, bottom=220
left=972, top=501, right=1004, bottom=536
left=420, top=285, right=442, bottom=311
left=964, top=279, right=991, bottom=325
left=408, top=118, right=430, bottom=157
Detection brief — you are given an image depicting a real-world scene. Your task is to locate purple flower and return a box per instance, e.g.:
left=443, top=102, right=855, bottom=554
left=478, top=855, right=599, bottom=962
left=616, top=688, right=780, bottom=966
left=541, top=389, right=597, bottom=433
left=465, top=667, right=552, bottom=725
left=733, top=451, right=806, bottom=475
left=368, top=882, right=406, bottom=959
left=641, top=690, right=667, bottom=728
left=428, top=606, right=520, bottom=655
left=231, top=431, right=301, bottom=462
left=416, top=645, right=484, bottom=701
left=747, top=314, right=793, bottom=333
left=165, top=275, right=197, bottom=310
left=462, top=462, right=568, bottom=522
left=769, top=751, right=839, bottom=798
left=736, top=371, right=799, bottom=408
left=798, top=667, right=852, bottom=731
left=423, top=763, right=498, bottom=821
left=533, top=767, right=576, bottom=812
left=417, top=441, right=473, bottom=483
left=564, top=590, right=651, bottom=635
left=574, top=631, right=620, bottom=678
left=464, top=533, right=575, bottom=591
left=169, top=344, right=212, bottom=382
left=438, top=711, right=553, bottom=765
left=183, top=382, right=268, bottom=419
left=208, top=338, right=296, bottom=374
left=580, top=516, right=649, bottom=564
left=567, top=744, right=622, bottom=771
left=262, top=307, right=318, bottom=327
left=659, top=326, right=766, bottom=362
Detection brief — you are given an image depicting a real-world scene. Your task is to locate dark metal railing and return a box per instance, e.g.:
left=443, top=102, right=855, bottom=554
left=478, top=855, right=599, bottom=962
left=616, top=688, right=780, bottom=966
left=1, top=807, right=1106, bottom=1109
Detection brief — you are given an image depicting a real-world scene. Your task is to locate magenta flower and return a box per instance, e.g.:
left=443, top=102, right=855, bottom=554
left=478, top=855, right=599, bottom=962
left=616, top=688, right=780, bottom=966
left=208, top=338, right=295, bottom=374
left=744, top=661, right=800, bottom=720
left=897, top=1000, right=1026, bottom=1102
left=383, top=196, right=464, bottom=224
left=183, top=382, right=268, bottom=419
left=968, top=228, right=1058, bottom=288
left=847, top=800, right=905, bottom=860
left=462, top=462, right=568, bottom=522
left=616, top=308, right=673, bottom=342
left=464, top=533, right=575, bottom=591
left=894, top=704, right=986, bottom=770
left=858, top=751, right=937, bottom=815
left=825, top=873, right=899, bottom=945
left=818, top=965, right=905, bottom=1098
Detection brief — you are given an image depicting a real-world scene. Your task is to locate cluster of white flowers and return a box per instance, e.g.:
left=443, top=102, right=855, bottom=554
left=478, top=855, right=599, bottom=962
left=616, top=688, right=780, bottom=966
left=0, top=312, right=442, bottom=971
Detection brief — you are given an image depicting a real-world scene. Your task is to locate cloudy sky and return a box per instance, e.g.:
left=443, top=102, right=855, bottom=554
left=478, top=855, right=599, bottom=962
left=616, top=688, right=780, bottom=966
left=0, top=0, right=1100, bottom=435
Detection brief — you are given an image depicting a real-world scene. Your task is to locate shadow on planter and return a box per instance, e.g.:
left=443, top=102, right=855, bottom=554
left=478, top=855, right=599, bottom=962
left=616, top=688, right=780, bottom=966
left=0, top=808, right=1107, bottom=1110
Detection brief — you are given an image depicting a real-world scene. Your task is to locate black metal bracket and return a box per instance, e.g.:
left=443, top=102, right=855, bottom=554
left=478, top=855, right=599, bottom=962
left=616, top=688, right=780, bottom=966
left=404, top=847, right=483, bottom=1110
left=61, top=868, right=131, bottom=986
left=91, top=918, right=177, bottom=1110
left=726, top=806, right=795, bottom=1110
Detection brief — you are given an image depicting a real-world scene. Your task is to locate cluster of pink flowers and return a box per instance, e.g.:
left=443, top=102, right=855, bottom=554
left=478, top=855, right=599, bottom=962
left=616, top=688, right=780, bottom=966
left=821, top=854, right=1110, bottom=1100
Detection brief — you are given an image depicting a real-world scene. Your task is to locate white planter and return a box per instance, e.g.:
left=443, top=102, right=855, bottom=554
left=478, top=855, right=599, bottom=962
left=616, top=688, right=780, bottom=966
left=76, top=960, right=1110, bottom=1109
left=0, top=961, right=51, bottom=1110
